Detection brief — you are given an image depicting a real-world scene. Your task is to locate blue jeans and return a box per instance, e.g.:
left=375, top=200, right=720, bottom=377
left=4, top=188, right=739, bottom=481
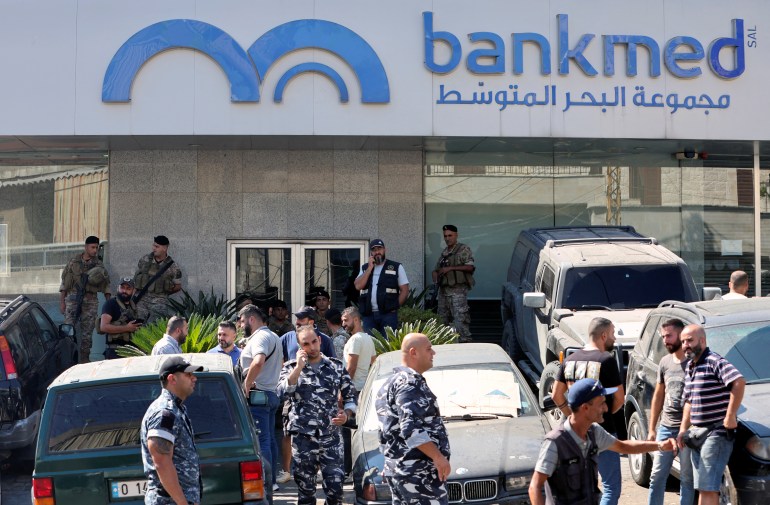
left=598, top=444, right=621, bottom=505
left=250, top=391, right=280, bottom=486
left=648, top=425, right=694, bottom=505
left=691, top=431, right=734, bottom=492
left=363, top=311, right=399, bottom=337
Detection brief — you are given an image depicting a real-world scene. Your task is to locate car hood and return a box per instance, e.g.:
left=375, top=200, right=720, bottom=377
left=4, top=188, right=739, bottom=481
left=739, top=382, right=770, bottom=437
left=358, top=415, right=546, bottom=478
left=558, top=309, right=652, bottom=346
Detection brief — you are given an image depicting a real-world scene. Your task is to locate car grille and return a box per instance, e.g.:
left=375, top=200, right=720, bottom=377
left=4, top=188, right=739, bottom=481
left=446, top=479, right=498, bottom=503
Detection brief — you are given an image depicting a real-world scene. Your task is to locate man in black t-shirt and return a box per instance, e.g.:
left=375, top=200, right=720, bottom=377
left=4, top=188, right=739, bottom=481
left=100, top=276, right=144, bottom=359
left=552, top=317, right=625, bottom=505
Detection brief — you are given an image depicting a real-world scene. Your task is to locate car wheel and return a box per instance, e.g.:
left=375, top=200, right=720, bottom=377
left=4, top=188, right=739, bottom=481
left=538, top=361, right=563, bottom=430
left=627, top=411, right=652, bottom=487
left=502, top=320, right=523, bottom=361
left=719, top=466, right=738, bottom=505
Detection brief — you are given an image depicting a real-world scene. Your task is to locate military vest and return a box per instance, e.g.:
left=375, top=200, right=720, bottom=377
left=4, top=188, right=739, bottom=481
left=544, top=424, right=600, bottom=505
left=135, top=254, right=175, bottom=295
left=359, top=259, right=402, bottom=316
left=106, top=298, right=138, bottom=344
left=62, top=254, right=108, bottom=294
left=437, top=243, right=474, bottom=288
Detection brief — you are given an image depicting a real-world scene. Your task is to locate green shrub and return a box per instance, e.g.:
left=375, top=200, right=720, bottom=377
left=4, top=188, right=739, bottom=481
left=397, top=306, right=440, bottom=325
left=166, top=288, right=237, bottom=319
left=116, top=313, right=224, bottom=357
left=371, top=319, right=458, bottom=355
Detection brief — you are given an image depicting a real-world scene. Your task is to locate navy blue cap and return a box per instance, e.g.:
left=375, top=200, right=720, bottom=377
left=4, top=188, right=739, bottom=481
left=369, top=239, right=385, bottom=249
left=567, top=378, right=618, bottom=409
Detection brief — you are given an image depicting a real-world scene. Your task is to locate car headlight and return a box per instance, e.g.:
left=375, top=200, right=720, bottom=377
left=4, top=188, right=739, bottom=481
left=505, top=474, right=530, bottom=491
left=746, top=435, right=770, bottom=461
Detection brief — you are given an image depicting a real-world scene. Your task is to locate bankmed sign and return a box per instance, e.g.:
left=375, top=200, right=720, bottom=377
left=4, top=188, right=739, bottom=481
left=102, top=12, right=749, bottom=115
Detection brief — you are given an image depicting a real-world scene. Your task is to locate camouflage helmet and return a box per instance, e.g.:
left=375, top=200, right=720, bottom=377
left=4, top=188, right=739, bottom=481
left=86, top=265, right=108, bottom=286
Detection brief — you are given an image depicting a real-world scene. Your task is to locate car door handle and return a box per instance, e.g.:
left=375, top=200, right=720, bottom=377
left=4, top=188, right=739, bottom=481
left=636, top=371, right=645, bottom=389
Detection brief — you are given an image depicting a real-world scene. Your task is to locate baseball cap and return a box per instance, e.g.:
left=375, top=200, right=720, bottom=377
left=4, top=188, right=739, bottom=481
left=294, top=305, right=318, bottom=321
left=567, top=378, right=618, bottom=409
left=369, top=238, right=385, bottom=249
left=119, top=276, right=135, bottom=287
left=159, top=356, right=206, bottom=379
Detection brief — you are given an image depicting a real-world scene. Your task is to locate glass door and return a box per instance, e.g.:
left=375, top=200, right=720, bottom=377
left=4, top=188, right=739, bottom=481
left=228, top=240, right=366, bottom=313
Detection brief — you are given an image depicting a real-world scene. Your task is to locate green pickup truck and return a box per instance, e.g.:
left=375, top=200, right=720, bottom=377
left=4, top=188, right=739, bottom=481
left=31, top=353, right=268, bottom=505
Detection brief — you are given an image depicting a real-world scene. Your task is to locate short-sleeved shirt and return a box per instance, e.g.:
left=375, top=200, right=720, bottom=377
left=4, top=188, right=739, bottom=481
left=344, top=331, right=377, bottom=391
left=207, top=344, right=241, bottom=367
left=100, top=297, right=123, bottom=320
left=151, top=334, right=183, bottom=355
left=240, top=326, right=282, bottom=391
left=556, top=349, right=622, bottom=433
left=281, top=329, right=336, bottom=361
left=684, top=347, right=743, bottom=427
left=356, top=264, right=409, bottom=312
left=140, top=389, right=200, bottom=504
left=534, top=419, right=617, bottom=477
left=657, top=353, right=689, bottom=428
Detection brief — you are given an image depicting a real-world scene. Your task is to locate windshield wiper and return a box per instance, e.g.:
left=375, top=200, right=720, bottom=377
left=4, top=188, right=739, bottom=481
left=443, top=413, right=514, bottom=421
left=577, top=304, right=614, bottom=311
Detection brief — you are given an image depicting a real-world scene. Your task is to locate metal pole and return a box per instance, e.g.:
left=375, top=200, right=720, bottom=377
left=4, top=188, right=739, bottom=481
left=754, top=140, right=761, bottom=296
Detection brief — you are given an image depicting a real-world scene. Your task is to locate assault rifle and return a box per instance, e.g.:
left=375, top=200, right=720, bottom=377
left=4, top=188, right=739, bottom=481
left=73, top=272, right=89, bottom=323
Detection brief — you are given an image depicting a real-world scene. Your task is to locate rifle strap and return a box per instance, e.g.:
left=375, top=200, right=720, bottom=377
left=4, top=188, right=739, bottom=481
left=133, top=258, right=175, bottom=304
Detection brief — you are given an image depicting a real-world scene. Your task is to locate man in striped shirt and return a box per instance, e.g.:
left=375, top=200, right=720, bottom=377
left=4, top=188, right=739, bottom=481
left=677, top=324, right=745, bottom=505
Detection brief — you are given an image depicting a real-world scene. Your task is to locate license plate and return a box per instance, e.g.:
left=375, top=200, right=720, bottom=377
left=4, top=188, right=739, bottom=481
left=110, top=479, right=147, bottom=499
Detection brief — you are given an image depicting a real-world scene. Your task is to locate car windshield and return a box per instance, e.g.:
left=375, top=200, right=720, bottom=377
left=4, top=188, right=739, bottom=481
left=561, top=265, right=693, bottom=310
left=707, top=321, right=770, bottom=382
left=47, top=378, right=241, bottom=453
left=361, top=363, right=533, bottom=431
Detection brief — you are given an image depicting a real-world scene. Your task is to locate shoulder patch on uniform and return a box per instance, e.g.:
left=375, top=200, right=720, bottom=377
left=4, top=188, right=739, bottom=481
left=160, top=410, right=176, bottom=430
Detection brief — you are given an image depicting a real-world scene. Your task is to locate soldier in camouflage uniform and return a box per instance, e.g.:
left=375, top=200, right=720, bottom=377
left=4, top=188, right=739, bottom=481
left=376, top=333, right=451, bottom=505
left=141, top=356, right=206, bottom=505
left=278, top=325, right=357, bottom=505
left=268, top=299, right=294, bottom=336
left=134, top=235, right=182, bottom=324
left=59, top=236, right=111, bottom=363
left=432, top=225, right=475, bottom=342
left=313, top=289, right=331, bottom=336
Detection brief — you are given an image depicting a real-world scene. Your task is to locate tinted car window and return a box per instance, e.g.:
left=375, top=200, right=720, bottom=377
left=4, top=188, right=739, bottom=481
left=649, top=326, right=668, bottom=364
left=4, top=325, right=30, bottom=373
left=540, top=266, right=555, bottom=301
left=706, top=321, right=770, bottom=382
left=561, top=265, right=691, bottom=309
left=636, top=316, right=659, bottom=359
left=19, top=313, right=45, bottom=364
left=30, top=307, right=57, bottom=346
left=47, top=378, right=241, bottom=453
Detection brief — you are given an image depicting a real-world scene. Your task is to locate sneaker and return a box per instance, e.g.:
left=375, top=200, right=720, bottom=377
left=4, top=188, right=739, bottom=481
left=272, top=483, right=280, bottom=492
left=275, top=470, right=292, bottom=484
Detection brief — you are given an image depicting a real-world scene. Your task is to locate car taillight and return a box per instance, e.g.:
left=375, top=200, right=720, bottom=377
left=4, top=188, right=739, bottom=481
left=32, top=477, right=55, bottom=505
left=240, top=460, right=265, bottom=501
left=0, top=335, right=17, bottom=379
left=362, top=482, right=377, bottom=501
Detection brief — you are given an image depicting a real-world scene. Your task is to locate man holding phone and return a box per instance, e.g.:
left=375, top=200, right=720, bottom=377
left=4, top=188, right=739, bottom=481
left=99, top=276, right=145, bottom=359
left=354, top=238, right=410, bottom=336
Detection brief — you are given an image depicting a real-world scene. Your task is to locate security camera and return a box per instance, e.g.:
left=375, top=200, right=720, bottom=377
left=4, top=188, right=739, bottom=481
left=675, top=148, right=700, bottom=160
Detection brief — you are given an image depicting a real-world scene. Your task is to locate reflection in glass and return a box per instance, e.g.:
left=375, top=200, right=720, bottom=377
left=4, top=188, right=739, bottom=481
left=235, top=248, right=291, bottom=310
left=304, top=248, right=361, bottom=310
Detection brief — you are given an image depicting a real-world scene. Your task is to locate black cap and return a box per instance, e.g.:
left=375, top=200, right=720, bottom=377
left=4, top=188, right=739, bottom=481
left=369, top=238, right=385, bottom=249
left=85, top=236, right=100, bottom=245
left=294, top=305, right=317, bottom=321
left=442, top=224, right=458, bottom=232
left=159, top=356, right=206, bottom=379
left=325, top=308, right=342, bottom=325
left=154, top=235, right=170, bottom=246
left=272, top=299, right=288, bottom=309
left=119, top=276, right=135, bottom=287
left=315, top=289, right=330, bottom=300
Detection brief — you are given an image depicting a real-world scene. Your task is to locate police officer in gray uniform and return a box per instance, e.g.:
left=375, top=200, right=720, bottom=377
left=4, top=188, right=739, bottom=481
left=141, top=356, right=206, bottom=505
left=278, top=325, right=357, bottom=505
left=375, top=333, right=451, bottom=505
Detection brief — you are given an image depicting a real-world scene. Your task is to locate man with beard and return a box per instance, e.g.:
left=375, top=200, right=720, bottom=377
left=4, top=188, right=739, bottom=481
left=677, top=325, right=745, bottom=505
left=134, top=235, right=183, bottom=324
left=207, top=321, right=241, bottom=367
left=99, top=276, right=143, bottom=359
left=551, top=317, right=625, bottom=505
left=647, top=319, right=694, bottom=505
left=354, top=239, right=410, bottom=336
left=151, top=316, right=189, bottom=355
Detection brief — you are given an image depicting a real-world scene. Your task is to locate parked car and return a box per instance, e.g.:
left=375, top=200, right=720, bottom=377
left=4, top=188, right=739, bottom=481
left=0, top=295, right=77, bottom=463
left=351, top=343, right=547, bottom=505
left=31, top=353, right=268, bottom=505
left=625, top=298, right=770, bottom=504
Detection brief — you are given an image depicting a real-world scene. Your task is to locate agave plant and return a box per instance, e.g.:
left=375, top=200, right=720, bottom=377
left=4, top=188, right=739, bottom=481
left=370, top=318, right=458, bottom=355
left=166, top=288, right=238, bottom=319
left=116, top=313, right=224, bottom=357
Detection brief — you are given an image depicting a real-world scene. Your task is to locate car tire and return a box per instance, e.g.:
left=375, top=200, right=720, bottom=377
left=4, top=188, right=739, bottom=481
left=719, top=466, right=738, bottom=505
left=627, top=411, right=652, bottom=487
left=538, top=361, right=563, bottom=430
left=502, top=320, right=523, bottom=361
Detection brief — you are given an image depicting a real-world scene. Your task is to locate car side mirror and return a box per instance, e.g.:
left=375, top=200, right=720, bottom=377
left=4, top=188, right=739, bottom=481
left=541, top=394, right=557, bottom=411
left=702, top=287, right=722, bottom=301
left=523, top=292, right=546, bottom=309
left=59, top=324, right=75, bottom=339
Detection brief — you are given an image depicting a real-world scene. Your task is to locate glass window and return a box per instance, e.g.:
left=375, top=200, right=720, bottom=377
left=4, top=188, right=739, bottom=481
left=30, top=306, right=57, bottom=346
left=47, top=378, right=240, bottom=453
left=3, top=325, right=29, bottom=373
left=705, top=321, right=770, bottom=383
left=540, top=266, right=555, bottom=301
left=18, top=312, right=45, bottom=364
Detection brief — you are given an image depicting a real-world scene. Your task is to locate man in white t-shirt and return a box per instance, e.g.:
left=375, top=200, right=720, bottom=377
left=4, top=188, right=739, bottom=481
left=341, top=306, right=377, bottom=394
left=720, top=270, right=749, bottom=299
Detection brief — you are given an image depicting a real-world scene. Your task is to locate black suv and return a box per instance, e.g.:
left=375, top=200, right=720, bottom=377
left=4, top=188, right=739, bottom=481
left=625, top=298, right=770, bottom=504
left=0, top=295, right=77, bottom=462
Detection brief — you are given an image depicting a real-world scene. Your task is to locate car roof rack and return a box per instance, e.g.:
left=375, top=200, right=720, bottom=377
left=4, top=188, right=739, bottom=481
left=545, top=237, right=658, bottom=248
left=657, top=300, right=706, bottom=324
left=0, top=295, right=29, bottom=325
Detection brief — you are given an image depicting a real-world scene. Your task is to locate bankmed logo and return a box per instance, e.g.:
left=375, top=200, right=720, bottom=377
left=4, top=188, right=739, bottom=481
left=102, top=19, right=390, bottom=104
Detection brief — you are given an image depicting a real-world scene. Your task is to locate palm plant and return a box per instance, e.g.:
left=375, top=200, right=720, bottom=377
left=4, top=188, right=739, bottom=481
left=116, top=313, right=223, bottom=357
left=370, top=318, right=458, bottom=355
